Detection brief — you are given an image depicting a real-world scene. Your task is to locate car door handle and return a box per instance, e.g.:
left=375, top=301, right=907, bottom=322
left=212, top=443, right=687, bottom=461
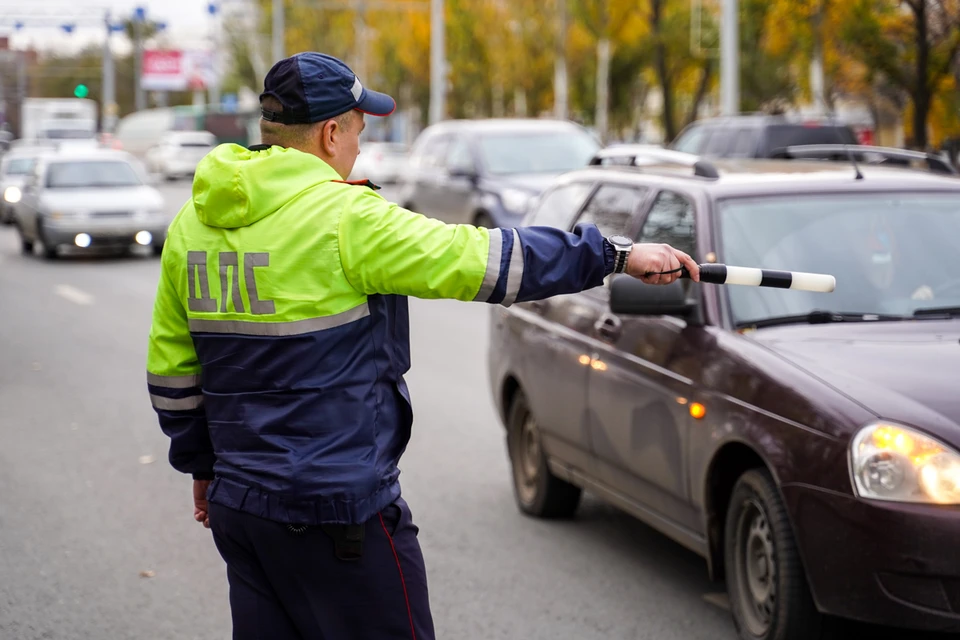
left=593, top=313, right=622, bottom=341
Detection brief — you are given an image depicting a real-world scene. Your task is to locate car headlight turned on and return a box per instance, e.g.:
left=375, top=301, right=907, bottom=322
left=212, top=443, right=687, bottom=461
left=850, top=422, right=960, bottom=504
left=4, top=186, right=21, bottom=203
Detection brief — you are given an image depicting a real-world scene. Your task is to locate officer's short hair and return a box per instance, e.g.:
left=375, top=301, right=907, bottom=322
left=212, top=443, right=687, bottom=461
left=260, top=96, right=355, bottom=149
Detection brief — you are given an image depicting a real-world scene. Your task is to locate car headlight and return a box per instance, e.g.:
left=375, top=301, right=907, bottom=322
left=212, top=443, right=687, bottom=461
left=850, top=422, right=960, bottom=505
left=499, top=188, right=534, bottom=215
left=3, top=186, right=21, bottom=203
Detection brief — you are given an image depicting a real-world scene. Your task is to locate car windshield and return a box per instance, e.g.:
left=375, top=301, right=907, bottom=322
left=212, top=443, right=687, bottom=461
left=46, top=161, right=142, bottom=188
left=4, top=157, right=36, bottom=175
left=718, top=192, right=960, bottom=324
left=477, top=131, right=600, bottom=175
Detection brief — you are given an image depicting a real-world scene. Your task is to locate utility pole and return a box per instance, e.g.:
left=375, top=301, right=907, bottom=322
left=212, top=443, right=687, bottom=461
left=134, top=9, right=146, bottom=111
left=429, top=0, right=445, bottom=124
left=553, top=0, right=568, bottom=120
left=101, top=11, right=116, bottom=132
left=596, top=38, right=610, bottom=141
left=720, top=0, right=738, bottom=115
left=353, top=0, right=367, bottom=82
left=272, top=0, right=284, bottom=63
left=810, top=0, right=825, bottom=116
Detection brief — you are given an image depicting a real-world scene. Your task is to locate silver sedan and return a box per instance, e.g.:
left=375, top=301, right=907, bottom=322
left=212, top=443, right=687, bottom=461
left=13, top=149, right=169, bottom=259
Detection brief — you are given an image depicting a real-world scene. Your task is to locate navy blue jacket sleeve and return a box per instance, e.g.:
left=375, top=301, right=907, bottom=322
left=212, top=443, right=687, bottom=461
left=477, top=223, right=616, bottom=306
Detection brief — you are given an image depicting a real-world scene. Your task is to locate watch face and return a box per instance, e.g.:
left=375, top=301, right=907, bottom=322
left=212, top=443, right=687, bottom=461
left=609, top=234, right=632, bottom=248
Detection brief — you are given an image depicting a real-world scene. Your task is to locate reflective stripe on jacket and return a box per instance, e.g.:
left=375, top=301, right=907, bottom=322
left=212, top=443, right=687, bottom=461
left=146, top=143, right=614, bottom=525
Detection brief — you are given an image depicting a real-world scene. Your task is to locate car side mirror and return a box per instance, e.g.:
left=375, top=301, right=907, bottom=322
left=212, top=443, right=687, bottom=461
left=609, top=275, right=699, bottom=319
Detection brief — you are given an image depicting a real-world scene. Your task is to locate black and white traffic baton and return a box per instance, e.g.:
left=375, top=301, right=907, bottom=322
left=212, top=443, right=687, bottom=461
left=646, top=264, right=837, bottom=293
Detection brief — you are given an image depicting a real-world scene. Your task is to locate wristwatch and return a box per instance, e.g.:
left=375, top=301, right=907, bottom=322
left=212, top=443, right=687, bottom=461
left=607, top=235, right=633, bottom=274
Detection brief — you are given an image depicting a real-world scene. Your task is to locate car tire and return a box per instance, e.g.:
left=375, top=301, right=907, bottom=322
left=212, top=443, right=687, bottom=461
left=17, top=224, right=33, bottom=255
left=473, top=212, right=494, bottom=228
left=506, top=389, right=582, bottom=518
left=37, top=221, right=58, bottom=260
left=152, top=242, right=164, bottom=256
left=725, top=469, right=829, bottom=640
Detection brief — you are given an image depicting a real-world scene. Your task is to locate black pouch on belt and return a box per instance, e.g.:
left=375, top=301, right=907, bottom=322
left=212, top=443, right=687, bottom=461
left=320, top=523, right=365, bottom=561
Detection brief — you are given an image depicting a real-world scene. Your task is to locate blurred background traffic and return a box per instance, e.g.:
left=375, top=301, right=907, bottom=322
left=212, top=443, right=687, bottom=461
left=1, top=2, right=959, bottom=640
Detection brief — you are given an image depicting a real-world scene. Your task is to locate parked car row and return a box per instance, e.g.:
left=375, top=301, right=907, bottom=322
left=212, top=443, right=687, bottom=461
left=354, top=112, right=960, bottom=639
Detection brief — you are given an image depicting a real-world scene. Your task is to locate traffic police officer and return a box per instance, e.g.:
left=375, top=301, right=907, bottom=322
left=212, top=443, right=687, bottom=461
left=146, top=52, right=700, bottom=639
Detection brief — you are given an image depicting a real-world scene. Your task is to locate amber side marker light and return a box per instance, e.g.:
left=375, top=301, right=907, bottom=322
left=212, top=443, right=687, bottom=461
left=690, top=403, right=707, bottom=420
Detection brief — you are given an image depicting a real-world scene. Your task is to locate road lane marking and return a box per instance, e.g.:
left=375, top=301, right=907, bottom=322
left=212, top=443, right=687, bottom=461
left=54, top=284, right=94, bottom=306
left=702, top=592, right=730, bottom=611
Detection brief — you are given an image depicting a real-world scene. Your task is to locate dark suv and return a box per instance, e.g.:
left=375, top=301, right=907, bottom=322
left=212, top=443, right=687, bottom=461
left=487, top=158, right=960, bottom=640
left=669, top=114, right=858, bottom=158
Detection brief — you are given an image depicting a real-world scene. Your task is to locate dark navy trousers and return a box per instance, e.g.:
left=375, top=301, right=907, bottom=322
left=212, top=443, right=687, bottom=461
left=208, top=497, right=436, bottom=640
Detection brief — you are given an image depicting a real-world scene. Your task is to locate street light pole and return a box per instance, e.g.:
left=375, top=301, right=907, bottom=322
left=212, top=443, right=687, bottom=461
left=353, top=0, right=366, bottom=82
left=134, top=8, right=146, bottom=111
left=428, top=0, right=444, bottom=124
left=272, top=0, right=284, bottom=63
left=720, top=0, right=738, bottom=115
left=101, top=11, right=116, bottom=132
left=554, top=0, right=568, bottom=120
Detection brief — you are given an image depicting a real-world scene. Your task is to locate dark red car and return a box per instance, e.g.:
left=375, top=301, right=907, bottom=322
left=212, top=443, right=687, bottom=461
left=487, top=156, right=960, bottom=640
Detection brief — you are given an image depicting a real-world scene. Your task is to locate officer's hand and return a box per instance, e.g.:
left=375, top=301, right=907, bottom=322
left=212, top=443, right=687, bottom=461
left=625, top=243, right=700, bottom=285
left=193, top=479, right=212, bottom=529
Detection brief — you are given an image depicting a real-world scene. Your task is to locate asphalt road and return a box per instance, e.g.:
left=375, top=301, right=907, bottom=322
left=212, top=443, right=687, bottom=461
left=0, top=179, right=807, bottom=639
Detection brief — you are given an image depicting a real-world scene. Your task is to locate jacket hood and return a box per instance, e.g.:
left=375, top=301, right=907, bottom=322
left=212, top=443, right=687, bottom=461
left=191, top=144, right=340, bottom=229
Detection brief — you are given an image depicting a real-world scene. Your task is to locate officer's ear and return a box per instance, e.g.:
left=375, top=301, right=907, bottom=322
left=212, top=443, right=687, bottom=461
left=316, top=119, right=339, bottom=156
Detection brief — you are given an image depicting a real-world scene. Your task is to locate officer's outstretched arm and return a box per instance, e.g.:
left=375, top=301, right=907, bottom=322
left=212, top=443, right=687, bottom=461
left=146, top=254, right=216, bottom=479
left=339, top=190, right=613, bottom=304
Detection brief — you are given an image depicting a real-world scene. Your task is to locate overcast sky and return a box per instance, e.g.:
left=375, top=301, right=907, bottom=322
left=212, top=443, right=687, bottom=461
left=4, top=0, right=234, bottom=54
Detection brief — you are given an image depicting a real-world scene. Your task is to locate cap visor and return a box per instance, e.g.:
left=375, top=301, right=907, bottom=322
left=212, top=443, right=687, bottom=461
left=355, top=88, right=396, bottom=117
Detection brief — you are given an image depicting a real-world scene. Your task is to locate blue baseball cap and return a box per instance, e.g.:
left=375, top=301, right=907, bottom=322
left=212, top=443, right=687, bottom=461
left=259, top=52, right=396, bottom=124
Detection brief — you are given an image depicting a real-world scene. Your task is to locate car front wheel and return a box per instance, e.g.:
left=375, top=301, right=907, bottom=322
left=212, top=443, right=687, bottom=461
left=725, top=469, right=830, bottom=640
left=506, top=389, right=581, bottom=518
left=16, top=222, right=33, bottom=254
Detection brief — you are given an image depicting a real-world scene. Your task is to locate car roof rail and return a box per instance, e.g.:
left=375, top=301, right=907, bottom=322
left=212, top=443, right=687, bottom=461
left=771, top=144, right=958, bottom=175
left=588, top=147, right=720, bottom=180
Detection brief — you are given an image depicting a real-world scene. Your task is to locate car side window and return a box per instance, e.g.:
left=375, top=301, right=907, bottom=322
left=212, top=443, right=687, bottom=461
left=730, top=128, right=759, bottom=157
left=672, top=126, right=707, bottom=154
left=417, top=134, right=450, bottom=169
left=702, top=127, right=734, bottom=156
left=525, top=182, right=595, bottom=229
left=446, top=137, right=475, bottom=174
left=574, top=183, right=647, bottom=236
left=636, top=191, right=697, bottom=261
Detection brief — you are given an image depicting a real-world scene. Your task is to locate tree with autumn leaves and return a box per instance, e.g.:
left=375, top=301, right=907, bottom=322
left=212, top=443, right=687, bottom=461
left=23, top=0, right=955, bottom=148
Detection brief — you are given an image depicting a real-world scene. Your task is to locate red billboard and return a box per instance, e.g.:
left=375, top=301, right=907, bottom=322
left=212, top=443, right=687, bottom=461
left=142, top=49, right=217, bottom=92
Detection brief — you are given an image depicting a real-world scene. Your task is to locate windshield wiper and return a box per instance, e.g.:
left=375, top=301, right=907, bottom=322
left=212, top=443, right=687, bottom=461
left=913, top=306, right=960, bottom=318
left=741, top=310, right=909, bottom=329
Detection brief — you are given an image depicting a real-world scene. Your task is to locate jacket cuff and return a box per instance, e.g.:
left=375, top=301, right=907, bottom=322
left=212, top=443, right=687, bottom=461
left=192, top=472, right=215, bottom=481
left=602, top=238, right=616, bottom=276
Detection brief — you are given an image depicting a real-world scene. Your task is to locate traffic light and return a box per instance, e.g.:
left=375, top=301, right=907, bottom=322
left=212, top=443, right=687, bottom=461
left=74, top=84, right=89, bottom=99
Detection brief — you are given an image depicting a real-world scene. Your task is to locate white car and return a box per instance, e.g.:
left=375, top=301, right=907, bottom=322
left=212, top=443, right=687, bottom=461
left=14, top=149, right=169, bottom=258
left=144, top=130, right=217, bottom=181
left=349, top=142, right=409, bottom=184
left=0, top=148, right=49, bottom=224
